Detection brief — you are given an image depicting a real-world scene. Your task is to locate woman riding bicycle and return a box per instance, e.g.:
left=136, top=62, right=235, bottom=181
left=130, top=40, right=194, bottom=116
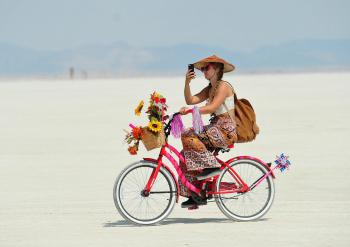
left=178, top=55, right=238, bottom=208
left=114, top=55, right=285, bottom=224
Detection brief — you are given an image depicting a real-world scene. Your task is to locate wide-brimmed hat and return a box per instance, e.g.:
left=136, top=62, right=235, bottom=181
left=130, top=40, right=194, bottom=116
left=193, top=55, right=235, bottom=73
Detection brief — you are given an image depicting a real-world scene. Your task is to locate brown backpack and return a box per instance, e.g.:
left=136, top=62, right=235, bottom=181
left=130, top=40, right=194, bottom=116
left=222, top=82, right=260, bottom=143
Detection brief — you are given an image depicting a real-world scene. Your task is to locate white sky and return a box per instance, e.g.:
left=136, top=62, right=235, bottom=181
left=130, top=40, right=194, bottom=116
left=0, top=0, right=349, bottom=51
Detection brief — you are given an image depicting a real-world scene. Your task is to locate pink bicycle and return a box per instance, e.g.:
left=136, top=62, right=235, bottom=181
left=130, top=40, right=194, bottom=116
left=113, top=112, right=290, bottom=225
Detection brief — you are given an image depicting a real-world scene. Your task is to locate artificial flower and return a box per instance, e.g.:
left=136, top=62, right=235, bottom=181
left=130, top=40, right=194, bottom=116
left=150, top=92, right=156, bottom=101
left=148, top=118, right=162, bottom=133
left=151, top=92, right=161, bottom=101
left=134, top=100, right=144, bottom=116
left=128, top=146, right=138, bottom=155
left=132, top=126, right=142, bottom=139
left=124, top=91, right=167, bottom=155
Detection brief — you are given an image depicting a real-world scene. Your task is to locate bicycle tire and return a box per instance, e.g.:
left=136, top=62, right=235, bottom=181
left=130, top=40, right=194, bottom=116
left=215, top=159, right=275, bottom=221
left=113, top=160, right=176, bottom=225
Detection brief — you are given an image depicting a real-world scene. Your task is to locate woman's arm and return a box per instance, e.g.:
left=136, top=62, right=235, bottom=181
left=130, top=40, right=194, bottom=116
left=184, top=84, right=210, bottom=105
left=198, top=82, right=230, bottom=114
left=184, top=69, right=209, bottom=105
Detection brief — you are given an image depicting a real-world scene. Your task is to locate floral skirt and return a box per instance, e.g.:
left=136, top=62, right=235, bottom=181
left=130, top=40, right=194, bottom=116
left=179, top=112, right=237, bottom=197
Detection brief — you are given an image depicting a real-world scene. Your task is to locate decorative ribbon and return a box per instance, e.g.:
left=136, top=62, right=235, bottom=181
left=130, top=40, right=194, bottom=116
left=170, top=114, right=185, bottom=138
left=192, top=106, right=204, bottom=134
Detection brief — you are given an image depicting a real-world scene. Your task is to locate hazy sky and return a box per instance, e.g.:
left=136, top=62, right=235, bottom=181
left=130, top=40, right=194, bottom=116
left=0, top=0, right=349, bottom=51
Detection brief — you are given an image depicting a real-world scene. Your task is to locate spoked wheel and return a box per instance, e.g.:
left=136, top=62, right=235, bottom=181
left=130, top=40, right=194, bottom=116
left=215, top=159, right=275, bottom=221
left=113, top=161, right=177, bottom=225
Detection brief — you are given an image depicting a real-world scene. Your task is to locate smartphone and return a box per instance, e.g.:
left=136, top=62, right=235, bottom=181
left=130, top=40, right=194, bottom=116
left=188, top=64, right=194, bottom=73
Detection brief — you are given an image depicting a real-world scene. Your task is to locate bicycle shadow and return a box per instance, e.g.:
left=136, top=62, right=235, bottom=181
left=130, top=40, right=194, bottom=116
left=103, top=217, right=269, bottom=227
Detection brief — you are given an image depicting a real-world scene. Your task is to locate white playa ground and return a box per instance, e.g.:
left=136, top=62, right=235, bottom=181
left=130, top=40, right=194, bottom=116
left=0, top=72, right=349, bottom=246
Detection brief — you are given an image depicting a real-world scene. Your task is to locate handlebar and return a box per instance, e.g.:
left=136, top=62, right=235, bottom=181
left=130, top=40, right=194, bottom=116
left=184, top=109, right=193, bottom=114
left=164, top=108, right=192, bottom=121
left=128, top=108, right=193, bottom=141
left=129, top=109, right=192, bottom=132
left=163, top=109, right=192, bottom=138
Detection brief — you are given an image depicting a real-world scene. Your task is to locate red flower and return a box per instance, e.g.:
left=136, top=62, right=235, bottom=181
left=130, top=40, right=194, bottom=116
left=132, top=127, right=142, bottom=139
left=160, top=98, right=166, bottom=104
left=154, top=97, right=160, bottom=103
left=128, top=146, right=138, bottom=155
left=151, top=92, right=156, bottom=101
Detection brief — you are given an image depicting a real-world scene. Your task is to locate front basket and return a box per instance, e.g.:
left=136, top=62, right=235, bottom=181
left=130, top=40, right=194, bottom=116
left=141, top=127, right=165, bottom=151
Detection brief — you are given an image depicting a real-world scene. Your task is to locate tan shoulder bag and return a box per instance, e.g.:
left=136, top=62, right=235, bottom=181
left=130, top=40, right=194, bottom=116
left=222, top=81, right=260, bottom=143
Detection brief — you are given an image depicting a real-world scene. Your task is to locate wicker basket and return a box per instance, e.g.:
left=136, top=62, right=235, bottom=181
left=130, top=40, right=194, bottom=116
left=141, top=127, right=165, bottom=151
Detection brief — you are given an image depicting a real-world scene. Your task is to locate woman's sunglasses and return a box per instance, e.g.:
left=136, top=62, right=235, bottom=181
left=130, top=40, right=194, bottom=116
left=200, top=64, right=212, bottom=72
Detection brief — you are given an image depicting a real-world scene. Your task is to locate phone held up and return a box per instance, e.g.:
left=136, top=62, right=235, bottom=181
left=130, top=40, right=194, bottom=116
left=188, top=64, right=194, bottom=73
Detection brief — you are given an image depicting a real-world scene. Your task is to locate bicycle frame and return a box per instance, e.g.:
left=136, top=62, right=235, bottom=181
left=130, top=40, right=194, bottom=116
left=130, top=110, right=277, bottom=204
left=143, top=142, right=275, bottom=203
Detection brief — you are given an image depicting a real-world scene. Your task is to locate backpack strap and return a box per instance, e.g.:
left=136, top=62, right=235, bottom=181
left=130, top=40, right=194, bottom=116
left=220, top=80, right=238, bottom=102
left=220, top=80, right=236, bottom=124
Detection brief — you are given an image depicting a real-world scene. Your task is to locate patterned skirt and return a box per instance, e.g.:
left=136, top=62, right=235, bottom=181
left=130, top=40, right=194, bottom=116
left=179, top=112, right=237, bottom=197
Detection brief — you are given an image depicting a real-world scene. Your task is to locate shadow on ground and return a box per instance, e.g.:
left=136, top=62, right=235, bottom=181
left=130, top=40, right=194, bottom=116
left=103, top=217, right=269, bottom=227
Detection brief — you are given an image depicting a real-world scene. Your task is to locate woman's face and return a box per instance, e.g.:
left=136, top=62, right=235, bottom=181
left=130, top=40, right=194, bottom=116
left=201, top=63, right=217, bottom=80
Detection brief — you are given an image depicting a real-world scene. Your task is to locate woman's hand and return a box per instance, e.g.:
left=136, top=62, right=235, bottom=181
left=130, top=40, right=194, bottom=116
left=179, top=106, right=189, bottom=115
left=185, top=69, right=196, bottom=84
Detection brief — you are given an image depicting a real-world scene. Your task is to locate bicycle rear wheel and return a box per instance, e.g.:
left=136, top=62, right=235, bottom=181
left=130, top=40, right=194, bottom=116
left=113, top=160, right=176, bottom=225
left=215, top=159, right=275, bottom=221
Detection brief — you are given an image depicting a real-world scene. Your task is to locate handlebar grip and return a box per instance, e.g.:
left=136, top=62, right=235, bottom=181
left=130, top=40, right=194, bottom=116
left=184, top=109, right=193, bottom=114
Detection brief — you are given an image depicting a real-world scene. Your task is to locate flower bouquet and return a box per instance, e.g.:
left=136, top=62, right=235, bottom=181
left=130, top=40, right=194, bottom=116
left=124, top=92, right=167, bottom=155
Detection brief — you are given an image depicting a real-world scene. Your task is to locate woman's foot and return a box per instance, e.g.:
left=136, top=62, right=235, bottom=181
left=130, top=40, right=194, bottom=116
left=181, top=197, right=197, bottom=208
left=197, top=168, right=221, bottom=180
left=181, top=196, right=207, bottom=208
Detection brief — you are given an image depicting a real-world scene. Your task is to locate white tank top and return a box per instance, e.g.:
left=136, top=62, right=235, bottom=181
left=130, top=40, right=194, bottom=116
left=215, top=94, right=235, bottom=115
left=207, top=81, right=235, bottom=115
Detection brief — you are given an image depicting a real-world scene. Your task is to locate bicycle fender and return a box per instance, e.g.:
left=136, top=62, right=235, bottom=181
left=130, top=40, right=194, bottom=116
left=225, top=156, right=276, bottom=179
left=143, top=158, right=180, bottom=202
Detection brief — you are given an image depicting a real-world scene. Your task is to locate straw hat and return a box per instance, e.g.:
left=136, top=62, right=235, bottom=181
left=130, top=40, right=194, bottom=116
left=193, top=55, right=235, bottom=73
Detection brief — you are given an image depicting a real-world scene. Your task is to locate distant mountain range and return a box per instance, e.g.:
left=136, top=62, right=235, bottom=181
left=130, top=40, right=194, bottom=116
left=0, top=39, right=349, bottom=78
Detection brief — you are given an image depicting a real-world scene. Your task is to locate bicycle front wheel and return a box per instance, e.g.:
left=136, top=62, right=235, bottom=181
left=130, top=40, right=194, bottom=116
left=215, top=159, right=275, bottom=221
left=113, top=160, right=176, bottom=225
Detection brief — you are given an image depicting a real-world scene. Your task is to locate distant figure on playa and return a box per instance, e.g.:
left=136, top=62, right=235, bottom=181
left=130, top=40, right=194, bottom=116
left=178, top=55, right=238, bottom=208
left=69, top=67, right=75, bottom=79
